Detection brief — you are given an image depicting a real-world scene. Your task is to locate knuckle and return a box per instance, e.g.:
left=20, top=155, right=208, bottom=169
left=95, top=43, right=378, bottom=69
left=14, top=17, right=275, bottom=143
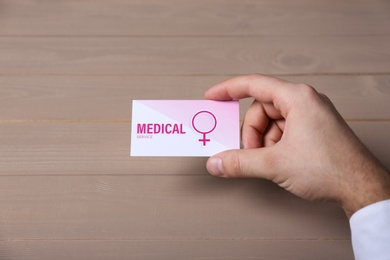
left=231, top=153, right=244, bottom=177
left=297, top=83, right=317, bottom=96
left=225, top=152, right=245, bottom=178
left=246, top=74, right=265, bottom=97
left=296, top=83, right=322, bottom=104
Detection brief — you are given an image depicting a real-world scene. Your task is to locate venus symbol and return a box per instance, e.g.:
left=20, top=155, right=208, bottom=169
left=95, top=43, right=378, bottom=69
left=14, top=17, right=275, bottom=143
left=191, top=111, right=217, bottom=146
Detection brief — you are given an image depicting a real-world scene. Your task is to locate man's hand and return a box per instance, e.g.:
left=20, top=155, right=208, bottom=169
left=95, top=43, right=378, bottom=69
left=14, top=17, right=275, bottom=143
left=205, top=74, right=390, bottom=218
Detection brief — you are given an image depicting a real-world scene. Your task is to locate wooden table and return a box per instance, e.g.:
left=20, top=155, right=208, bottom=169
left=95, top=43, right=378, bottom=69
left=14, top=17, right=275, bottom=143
left=1, top=1, right=389, bottom=259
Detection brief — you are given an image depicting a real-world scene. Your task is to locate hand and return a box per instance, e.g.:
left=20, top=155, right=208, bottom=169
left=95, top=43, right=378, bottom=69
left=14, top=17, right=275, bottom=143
left=205, top=74, right=390, bottom=218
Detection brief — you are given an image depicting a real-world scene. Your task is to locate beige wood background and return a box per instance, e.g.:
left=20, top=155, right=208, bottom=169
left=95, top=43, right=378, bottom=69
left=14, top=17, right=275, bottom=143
left=0, top=0, right=389, bottom=259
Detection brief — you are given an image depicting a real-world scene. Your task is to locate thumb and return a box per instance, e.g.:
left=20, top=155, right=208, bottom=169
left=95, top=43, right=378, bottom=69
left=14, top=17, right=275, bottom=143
left=206, top=148, right=277, bottom=179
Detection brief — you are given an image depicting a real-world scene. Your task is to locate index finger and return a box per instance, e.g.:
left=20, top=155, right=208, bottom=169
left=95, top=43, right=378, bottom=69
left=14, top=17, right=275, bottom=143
left=204, top=74, right=295, bottom=117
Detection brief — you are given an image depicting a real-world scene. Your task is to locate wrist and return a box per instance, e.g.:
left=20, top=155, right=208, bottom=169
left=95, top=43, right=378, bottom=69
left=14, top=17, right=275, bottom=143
left=341, top=163, right=390, bottom=219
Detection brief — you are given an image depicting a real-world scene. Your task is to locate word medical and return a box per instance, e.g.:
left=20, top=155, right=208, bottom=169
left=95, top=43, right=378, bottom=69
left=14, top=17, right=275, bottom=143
left=137, top=123, right=186, bottom=135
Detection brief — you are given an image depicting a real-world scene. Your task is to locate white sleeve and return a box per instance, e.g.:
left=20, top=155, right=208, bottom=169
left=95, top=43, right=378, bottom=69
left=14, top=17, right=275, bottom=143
left=350, top=199, right=390, bottom=260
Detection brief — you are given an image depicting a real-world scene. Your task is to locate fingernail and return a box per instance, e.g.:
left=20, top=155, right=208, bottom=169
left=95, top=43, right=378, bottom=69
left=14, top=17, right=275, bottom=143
left=207, top=157, right=224, bottom=177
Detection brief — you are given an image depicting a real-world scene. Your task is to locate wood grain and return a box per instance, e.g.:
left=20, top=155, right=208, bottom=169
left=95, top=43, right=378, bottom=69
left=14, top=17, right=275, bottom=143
left=0, top=240, right=354, bottom=260
left=0, top=75, right=389, bottom=120
left=1, top=0, right=389, bottom=258
left=0, top=0, right=389, bottom=37
left=1, top=36, right=390, bottom=75
left=0, top=175, right=350, bottom=240
left=0, top=122, right=389, bottom=176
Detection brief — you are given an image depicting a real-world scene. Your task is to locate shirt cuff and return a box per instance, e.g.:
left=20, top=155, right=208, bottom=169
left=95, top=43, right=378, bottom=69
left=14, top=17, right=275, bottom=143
left=350, top=199, right=390, bottom=260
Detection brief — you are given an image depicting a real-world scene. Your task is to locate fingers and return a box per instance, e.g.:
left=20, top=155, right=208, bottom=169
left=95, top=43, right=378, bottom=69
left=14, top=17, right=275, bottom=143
left=204, top=74, right=295, bottom=117
left=206, top=148, right=278, bottom=180
left=275, top=119, right=285, bottom=132
left=242, top=100, right=284, bottom=149
left=205, top=74, right=288, bottom=101
left=263, top=121, right=283, bottom=147
left=241, top=100, right=268, bottom=149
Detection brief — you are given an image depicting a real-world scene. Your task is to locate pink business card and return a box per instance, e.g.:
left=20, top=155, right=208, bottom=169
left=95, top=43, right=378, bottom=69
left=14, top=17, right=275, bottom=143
left=131, top=100, right=240, bottom=156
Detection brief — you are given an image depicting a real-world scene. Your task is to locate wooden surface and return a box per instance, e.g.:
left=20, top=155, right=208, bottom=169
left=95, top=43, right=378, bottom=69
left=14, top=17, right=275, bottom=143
left=0, top=0, right=389, bottom=259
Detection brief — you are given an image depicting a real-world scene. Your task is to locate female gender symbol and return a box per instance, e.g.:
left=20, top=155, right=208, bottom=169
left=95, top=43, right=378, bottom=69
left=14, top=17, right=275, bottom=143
left=191, top=111, right=217, bottom=146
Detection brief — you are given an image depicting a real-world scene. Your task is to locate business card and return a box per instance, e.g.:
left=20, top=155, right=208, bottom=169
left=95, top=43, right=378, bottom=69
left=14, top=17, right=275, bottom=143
left=131, top=100, right=240, bottom=156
